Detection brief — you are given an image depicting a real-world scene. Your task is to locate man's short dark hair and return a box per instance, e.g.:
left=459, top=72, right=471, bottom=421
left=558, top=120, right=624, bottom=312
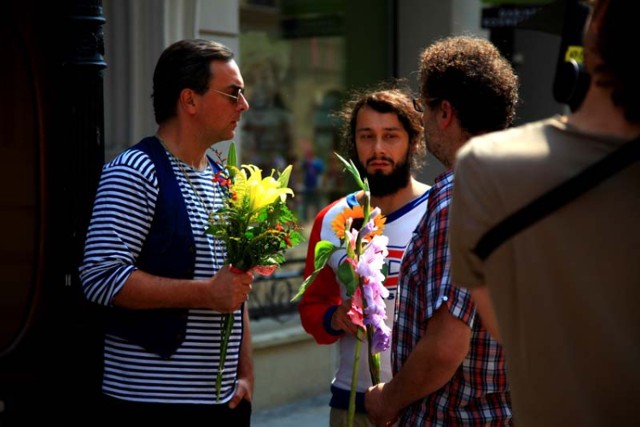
left=152, top=39, right=234, bottom=124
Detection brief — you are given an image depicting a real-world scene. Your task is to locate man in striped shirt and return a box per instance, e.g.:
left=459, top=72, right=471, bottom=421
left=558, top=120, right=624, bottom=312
left=365, top=36, right=519, bottom=426
left=79, top=39, right=255, bottom=425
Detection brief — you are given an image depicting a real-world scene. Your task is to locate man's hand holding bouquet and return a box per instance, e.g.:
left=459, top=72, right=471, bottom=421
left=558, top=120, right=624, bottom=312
left=207, top=143, right=304, bottom=400
left=292, top=153, right=391, bottom=427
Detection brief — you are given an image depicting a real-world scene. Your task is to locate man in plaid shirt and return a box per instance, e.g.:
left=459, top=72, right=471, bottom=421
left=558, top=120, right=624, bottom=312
left=365, top=36, right=519, bottom=426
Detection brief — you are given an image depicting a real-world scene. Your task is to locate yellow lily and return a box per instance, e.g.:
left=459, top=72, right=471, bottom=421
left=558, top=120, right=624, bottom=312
left=232, top=164, right=293, bottom=211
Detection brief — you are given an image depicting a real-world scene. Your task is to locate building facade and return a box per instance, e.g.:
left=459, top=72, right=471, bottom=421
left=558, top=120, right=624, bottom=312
left=1, top=0, right=570, bottom=421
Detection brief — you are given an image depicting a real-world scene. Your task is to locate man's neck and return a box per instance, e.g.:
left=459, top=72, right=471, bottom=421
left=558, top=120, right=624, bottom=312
left=368, top=178, right=430, bottom=216
left=568, top=85, right=640, bottom=139
left=156, top=124, right=210, bottom=170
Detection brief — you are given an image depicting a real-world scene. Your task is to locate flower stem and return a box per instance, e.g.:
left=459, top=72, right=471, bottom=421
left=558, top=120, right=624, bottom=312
left=367, top=325, right=381, bottom=385
left=216, top=313, right=234, bottom=400
left=349, top=328, right=364, bottom=427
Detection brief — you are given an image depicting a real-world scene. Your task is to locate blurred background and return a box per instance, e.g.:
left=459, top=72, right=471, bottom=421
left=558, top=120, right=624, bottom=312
left=1, top=0, right=582, bottom=423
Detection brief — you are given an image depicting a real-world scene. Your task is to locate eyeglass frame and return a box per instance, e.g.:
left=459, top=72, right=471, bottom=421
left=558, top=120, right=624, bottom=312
left=210, top=87, right=246, bottom=104
left=412, top=97, right=441, bottom=113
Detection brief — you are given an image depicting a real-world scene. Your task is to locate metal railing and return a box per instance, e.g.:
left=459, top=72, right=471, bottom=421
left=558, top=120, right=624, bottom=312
left=248, top=258, right=306, bottom=322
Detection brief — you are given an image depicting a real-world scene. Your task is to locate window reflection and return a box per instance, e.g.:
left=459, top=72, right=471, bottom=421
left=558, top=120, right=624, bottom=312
left=240, top=2, right=346, bottom=220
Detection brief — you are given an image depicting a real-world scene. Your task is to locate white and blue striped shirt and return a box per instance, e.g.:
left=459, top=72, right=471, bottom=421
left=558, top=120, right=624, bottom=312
left=80, top=146, right=242, bottom=404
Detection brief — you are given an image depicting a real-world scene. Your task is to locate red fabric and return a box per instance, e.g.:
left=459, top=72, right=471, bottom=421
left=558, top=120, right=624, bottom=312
left=297, top=200, right=343, bottom=344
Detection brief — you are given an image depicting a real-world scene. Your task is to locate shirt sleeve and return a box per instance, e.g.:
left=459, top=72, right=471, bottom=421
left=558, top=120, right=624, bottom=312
left=79, top=151, right=158, bottom=306
left=424, top=182, right=476, bottom=328
left=297, top=205, right=344, bottom=345
left=450, top=144, right=494, bottom=290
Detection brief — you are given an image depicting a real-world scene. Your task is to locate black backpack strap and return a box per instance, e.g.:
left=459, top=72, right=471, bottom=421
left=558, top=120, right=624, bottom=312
left=474, top=136, right=640, bottom=261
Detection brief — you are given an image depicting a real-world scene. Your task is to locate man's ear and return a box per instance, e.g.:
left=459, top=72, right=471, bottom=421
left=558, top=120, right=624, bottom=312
left=437, top=99, right=454, bottom=129
left=180, top=88, right=197, bottom=113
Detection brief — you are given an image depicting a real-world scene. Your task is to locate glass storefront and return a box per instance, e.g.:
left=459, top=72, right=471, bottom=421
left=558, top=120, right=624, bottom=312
left=101, top=0, right=395, bottom=220
left=239, top=0, right=393, bottom=219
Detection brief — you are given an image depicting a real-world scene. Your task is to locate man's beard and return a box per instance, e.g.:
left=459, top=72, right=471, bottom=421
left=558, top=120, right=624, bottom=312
left=355, top=155, right=411, bottom=197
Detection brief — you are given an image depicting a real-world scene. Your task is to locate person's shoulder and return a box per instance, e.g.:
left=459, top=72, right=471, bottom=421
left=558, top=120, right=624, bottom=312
left=308, top=194, right=349, bottom=241
left=107, top=141, right=152, bottom=163
left=322, top=193, right=352, bottom=213
left=103, top=143, right=157, bottom=181
left=404, top=179, right=431, bottom=205
left=461, top=116, right=560, bottom=162
left=312, top=193, right=353, bottom=223
left=413, top=181, right=431, bottom=196
left=455, top=117, right=566, bottom=185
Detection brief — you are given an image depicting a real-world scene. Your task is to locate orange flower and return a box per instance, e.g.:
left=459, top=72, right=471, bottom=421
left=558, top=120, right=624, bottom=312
left=331, top=205, right=386, bottom=240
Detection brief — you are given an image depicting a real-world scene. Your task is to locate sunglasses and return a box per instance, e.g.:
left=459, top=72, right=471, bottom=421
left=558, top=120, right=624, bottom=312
left=211, top=87, right=246, bottom=104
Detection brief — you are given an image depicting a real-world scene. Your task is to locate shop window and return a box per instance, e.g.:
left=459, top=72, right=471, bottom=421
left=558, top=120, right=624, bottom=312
left=240, top=0, right=392, bottom=220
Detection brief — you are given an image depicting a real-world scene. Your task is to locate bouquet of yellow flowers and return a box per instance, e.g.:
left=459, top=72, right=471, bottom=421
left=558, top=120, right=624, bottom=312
left=207, top=143, right=303, bottom=399
left=292, top=153, right=390, bottom=427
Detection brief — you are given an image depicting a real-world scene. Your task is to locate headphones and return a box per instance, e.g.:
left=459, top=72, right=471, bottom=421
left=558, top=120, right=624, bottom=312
left=552, top=0, right=592, bottom=111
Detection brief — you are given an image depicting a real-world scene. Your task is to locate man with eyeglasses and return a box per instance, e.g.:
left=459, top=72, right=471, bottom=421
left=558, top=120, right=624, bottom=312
left=79, top=39, right=255, bottom=425
left=365, top=36, right=519, bottom=426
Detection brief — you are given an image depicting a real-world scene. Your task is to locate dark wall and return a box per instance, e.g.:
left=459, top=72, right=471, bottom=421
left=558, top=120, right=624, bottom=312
left=0, top=1, right=106, bottom=424
left=344, top=0, right=395, bottom=89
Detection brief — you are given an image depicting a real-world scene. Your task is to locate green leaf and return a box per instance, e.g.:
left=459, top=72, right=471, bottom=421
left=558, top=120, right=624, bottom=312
left=337, top=261, right=357, bottom=296
left=288, top=230, right=305, bottom=246
left=291, top=270, right=321, bottom=302
left=335, top=152, right=366, bottom=190
left=381, top=263, right=388, bottom=279
left=278, top=164, right=292, bottom=188
left=227, top=142, right=238, bottom=168
left=290, top=240, right=337, bottom=302
left=314, top=240, right=337, bottom=270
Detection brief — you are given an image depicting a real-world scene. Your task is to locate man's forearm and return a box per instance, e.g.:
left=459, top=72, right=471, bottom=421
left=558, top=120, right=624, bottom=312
left=380, top=306, right=472, bottom=414
left=113, top=269, right=208, bottom=309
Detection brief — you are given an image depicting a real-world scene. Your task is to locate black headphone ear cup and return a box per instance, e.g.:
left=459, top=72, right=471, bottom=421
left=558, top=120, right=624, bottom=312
left=553, top=59, right=590, bottom=111
left=551, top=0, right=591, bottom=111
left=568, top=62, right=590, bottom=112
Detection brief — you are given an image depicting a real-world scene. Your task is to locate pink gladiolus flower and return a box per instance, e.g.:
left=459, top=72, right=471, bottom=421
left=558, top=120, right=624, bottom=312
left=358, top=208, right=382, bottom=239
left=345, top=227, right=358, bottom=253
left=352, top=234, right=391, bottom=355
left=294, top=152, right=392, bottom=427
left=363, top=284, right=387, bottom=314
left=355, top=235, right=389, bottom=283
left=372, top=321, right=391, bottom=353
left=347, top=287, right=365, bottom=329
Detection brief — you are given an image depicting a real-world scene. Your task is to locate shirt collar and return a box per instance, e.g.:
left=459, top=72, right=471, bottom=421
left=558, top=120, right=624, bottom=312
left=434, top=168, right=454, bottom=185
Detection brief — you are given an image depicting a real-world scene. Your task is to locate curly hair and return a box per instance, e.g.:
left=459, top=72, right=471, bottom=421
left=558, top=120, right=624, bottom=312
left=152, top=39, right=234, bottom=124
left=335, top=84, right=425, bottom=171
left=419, top=35, right=519, bottom=134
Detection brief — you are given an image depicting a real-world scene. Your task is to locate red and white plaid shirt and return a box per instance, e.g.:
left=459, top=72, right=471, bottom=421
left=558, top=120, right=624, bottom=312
left=392, top=169, right=512, bottom=426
